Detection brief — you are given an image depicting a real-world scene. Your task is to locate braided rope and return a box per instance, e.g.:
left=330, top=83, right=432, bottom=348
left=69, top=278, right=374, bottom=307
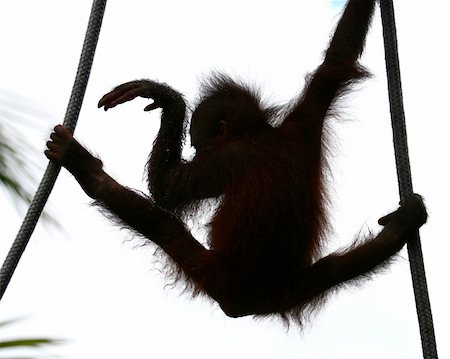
left=0, top=0, right=107, bottom=300
left=379, top=0, right=438, bottom=357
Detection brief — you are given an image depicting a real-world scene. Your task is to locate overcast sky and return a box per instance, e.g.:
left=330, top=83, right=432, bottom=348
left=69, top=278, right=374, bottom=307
left=1, top=0, right=449, bottom=358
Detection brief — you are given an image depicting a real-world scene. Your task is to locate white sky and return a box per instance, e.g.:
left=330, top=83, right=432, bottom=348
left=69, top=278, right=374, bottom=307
left=1, top=0, right=449, bottom=358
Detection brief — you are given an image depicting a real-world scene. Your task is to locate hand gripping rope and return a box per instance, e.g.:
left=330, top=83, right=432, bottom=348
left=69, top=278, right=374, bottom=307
left=379, top=0, right=438, bottom=357
left=0, top=0, right=108, bottom=300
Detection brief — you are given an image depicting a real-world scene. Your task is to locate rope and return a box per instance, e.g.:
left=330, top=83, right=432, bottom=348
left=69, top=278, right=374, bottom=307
left=0, top=0, right=107, bottom=301
left=379, top=0, right=438, bottom=357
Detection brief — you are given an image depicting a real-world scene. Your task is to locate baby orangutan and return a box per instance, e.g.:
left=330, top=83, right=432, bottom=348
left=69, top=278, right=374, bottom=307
left=46, top=0, right=427, bottom=325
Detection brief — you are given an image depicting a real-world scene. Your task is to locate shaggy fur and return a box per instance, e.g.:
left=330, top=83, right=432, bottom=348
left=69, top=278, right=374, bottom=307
left=45, top=0, right=427, bottom=327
